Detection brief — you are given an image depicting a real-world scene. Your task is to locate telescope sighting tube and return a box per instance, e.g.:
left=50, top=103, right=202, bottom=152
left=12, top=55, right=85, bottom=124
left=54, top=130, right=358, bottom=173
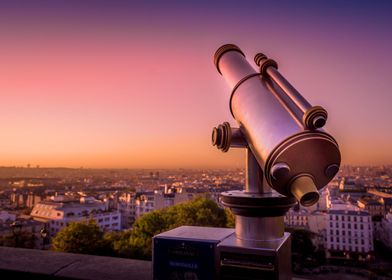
left=214, top=44, right=341, bottom=206
left=254, top=53, right=328, bottom=130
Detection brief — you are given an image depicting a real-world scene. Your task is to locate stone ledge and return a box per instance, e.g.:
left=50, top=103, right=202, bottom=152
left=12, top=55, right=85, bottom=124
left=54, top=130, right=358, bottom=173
left=0, top=247, right=152, bottom=280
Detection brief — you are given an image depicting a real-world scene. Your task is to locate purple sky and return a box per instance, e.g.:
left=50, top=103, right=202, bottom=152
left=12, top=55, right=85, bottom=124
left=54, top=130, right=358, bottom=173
left=0, top=0, right=391, bottom=168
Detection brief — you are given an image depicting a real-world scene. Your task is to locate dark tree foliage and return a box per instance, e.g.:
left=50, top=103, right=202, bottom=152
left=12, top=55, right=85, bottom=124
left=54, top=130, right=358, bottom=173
left=122, top=197, right=230, bottom=259
left=50, top=197, right=233, bottom=260
left=52, top=220, right=111, bottom=255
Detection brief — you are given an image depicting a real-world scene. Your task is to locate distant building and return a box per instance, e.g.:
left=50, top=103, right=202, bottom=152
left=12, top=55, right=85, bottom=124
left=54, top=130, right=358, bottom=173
left=117, top=192, right=136, bottom=229
left=326, top=209, right=373, bottom=261
left=135, top=188, right=193, bottom=218
left=339, top=177, right=365, bottom=193
left=26, top=193, right=42, bottom=209
left=378, top=212, right=392, bottom=249
left=357, top=196, right=384, bottom=218
left=0, top=218, right=46, bottom=249
left=30, top=199, right=121, bottom=236
left=284, top=209, right=309, bottom=229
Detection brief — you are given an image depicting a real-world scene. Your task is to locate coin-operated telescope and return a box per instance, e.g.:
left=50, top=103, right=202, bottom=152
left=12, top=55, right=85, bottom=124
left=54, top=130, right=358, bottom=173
left=153, top=44, right=340, bottom=280
left=211, top=44, right=341, bottom=279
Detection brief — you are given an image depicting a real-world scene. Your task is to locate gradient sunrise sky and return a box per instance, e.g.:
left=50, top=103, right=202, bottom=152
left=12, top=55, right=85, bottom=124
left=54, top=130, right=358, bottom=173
left=0, top=0, right=391, bottom=168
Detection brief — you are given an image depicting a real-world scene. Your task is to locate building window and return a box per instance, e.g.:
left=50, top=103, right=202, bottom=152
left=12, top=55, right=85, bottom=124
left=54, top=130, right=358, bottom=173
left=360, top=224, right=364, bottom=230
left=342, top=216, right=345, bottom=221
left=354, top=216, right=357, bottom=222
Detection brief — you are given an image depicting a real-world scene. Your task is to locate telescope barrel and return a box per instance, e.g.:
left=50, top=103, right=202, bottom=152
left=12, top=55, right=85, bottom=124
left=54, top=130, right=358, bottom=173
left=255, top=53, right=328, bottom=130
left=214, top=44, right=341, bottom=206
left=266, top=67, right=311, bottom=113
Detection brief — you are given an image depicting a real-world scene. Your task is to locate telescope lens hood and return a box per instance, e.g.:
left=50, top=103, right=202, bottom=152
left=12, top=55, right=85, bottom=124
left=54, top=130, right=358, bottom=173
left=290, top=175, right=320, bottom=207
left=214, top=44, right=245, bottom=74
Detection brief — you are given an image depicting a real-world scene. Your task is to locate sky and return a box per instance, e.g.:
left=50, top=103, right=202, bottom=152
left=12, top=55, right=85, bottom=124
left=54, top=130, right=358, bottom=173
left=0, top=0, right=391, bottom=169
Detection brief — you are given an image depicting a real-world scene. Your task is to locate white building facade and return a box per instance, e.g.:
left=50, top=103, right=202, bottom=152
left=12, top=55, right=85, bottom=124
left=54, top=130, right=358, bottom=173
left=326, top=209, right=373, bottom=260
left=31, top=200, right=121, bottom=236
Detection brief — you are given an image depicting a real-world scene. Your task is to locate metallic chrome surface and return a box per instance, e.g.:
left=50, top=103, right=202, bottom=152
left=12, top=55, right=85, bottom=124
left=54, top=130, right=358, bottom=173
left=212, top=123, right=247, bottom=152
left=218, top=232, right=292, bottom=280
left=212, top=122, right=231, bottom=152
left=218, top=50, right=257, bottom=89
left=264, top=78, right=304, bottom=127
left=232, top=76, right=301, bottom=164
left=215, top=45, right=341, bottom=201
left=246, top=149, right=270, bottom=194
left=230, top=127, right=247, bottom=148
left=290, top=174, right=319, bottom=207
left=302, top=105, right=328, bottom=130
left=264, top=131, right=341, bottom=197
left=325, top=163, right=340, bottom=178
left=266, top=66, right=311, bottom=113
left=214, top=44, right=245, bottom=74
left=235, top=216, right=284, bottom=241
left=254, top=53, right=278, bottom=77
left=270, top=162, right=291, bottom=181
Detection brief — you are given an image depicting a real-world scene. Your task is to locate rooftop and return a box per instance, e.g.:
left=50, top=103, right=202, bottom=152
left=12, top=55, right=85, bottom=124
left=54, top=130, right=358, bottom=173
left=327, top=209, right=369, bottom=216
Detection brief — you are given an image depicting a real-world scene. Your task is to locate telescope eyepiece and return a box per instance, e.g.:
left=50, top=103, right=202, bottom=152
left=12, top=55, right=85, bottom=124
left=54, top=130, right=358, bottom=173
left=212, top=122, right=231, bottom=152
left=290, top=175, right=320, bottom=207
left=254, top=53, right=278, bottom=76
left=303, top=106, right=328, bottom=130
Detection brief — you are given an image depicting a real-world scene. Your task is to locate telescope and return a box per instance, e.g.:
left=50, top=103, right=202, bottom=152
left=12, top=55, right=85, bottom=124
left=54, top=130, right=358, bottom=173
left=153, top=44, right=341, bottom=280
left=212, top=44, right=340, bottom=207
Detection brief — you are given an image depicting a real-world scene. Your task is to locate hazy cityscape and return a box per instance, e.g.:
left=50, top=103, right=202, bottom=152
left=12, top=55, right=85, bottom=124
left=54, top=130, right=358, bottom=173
left=0, top=165, right=391, bottom=278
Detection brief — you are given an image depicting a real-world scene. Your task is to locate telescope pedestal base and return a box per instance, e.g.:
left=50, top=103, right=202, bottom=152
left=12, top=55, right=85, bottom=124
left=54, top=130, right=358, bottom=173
left=218, top=232, right=291, bottom=280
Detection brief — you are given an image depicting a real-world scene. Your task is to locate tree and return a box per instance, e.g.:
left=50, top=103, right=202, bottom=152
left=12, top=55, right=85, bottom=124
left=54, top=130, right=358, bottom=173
left=290, top=229, right=317, bottom=269
left=52, top=220, right=110, bottom=255
left=127, top=197, right=230, bottom=259
left=225, top=208, right=235, bottom=228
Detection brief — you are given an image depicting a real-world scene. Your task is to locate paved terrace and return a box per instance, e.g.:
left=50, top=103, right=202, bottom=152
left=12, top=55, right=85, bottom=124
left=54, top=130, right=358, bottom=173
left=0, top=247, right=152, bottom=280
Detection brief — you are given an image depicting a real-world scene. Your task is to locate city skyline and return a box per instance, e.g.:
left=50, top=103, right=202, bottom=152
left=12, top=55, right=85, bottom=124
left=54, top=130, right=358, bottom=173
left=1, top=1, right=392, bottom=168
